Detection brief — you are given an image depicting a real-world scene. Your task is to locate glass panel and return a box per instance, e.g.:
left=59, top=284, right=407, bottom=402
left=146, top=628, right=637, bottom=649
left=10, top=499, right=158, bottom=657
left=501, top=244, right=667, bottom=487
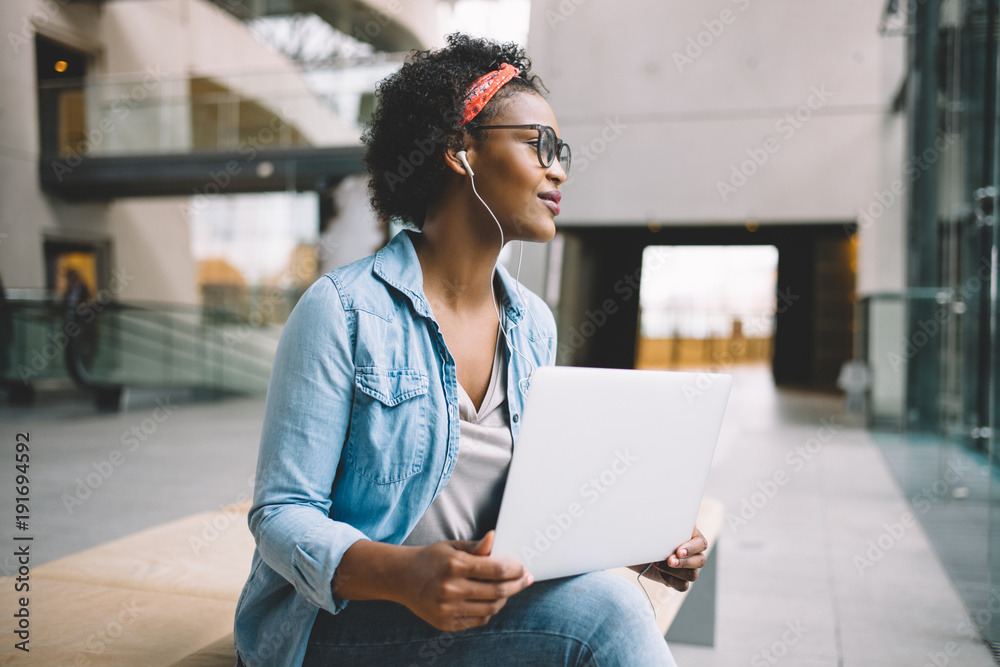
left=868, top=0, right=999, bottom=649
left=1, top=299, right=281, bottom=397
left=37, top=62, right=402, bottom=158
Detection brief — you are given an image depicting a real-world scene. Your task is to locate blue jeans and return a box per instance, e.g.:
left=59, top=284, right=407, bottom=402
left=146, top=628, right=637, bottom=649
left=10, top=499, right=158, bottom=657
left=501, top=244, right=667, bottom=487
left=301, top=570, right=679, bottom=666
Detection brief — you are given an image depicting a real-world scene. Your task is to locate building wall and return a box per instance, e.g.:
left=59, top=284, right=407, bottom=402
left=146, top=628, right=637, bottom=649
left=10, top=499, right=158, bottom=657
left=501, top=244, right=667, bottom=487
left=106, top=199, right=199, bottom=303
left=319, top=174, right=387, bottom=274
left=0, top=0, right=358, bottom=303
left=527, top=0, right=895, bottom=226
left=857, top=25, right=907, bottom=296
left=1, top=0, right=102, bottom=291
left=857, top=26, right=907, bottom=419
left=520, top=1, right=906, bottom=381
left=100, top=0, right=359, bottom=148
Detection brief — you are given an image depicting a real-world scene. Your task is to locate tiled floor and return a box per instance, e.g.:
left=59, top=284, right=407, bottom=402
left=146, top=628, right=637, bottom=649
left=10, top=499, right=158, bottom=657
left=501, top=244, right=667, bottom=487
left=873, top=431, right=1000, bottom=650
left=0, top=386, right=263, bottom=569
left=0, top=364, right=995, bottom=665
left=668, top=365, right=996, bottom=666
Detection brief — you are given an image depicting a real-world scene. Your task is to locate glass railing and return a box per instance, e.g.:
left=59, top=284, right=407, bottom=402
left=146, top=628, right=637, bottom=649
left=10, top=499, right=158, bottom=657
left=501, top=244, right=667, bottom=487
left=1, top=297, right=281, bottom=397
left=857, top=289, right=976, bottom=437
left=36, top=63, right=401, bottom=159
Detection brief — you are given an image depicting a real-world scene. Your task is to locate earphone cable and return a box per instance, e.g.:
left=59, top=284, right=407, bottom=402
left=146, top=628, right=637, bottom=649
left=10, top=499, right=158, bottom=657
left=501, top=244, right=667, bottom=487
left=465, top=166, right=541, bottom=394
left=637, top=563, right=658, bottom=619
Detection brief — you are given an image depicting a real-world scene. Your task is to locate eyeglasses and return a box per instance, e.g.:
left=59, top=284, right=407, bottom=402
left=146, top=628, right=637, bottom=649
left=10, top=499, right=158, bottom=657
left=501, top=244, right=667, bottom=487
left=472, top=124, right=571, bottom=175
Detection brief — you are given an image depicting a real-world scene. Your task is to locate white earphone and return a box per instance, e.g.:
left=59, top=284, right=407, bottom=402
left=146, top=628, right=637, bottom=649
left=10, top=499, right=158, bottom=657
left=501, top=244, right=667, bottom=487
left=456, top=149, right=474, bottom=177
left=454, top=148, right=550, bottom=396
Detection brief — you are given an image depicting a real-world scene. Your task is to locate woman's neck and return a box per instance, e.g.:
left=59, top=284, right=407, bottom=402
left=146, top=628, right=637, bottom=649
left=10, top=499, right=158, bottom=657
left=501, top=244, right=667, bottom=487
left=415, top=196, right=506, bottom=315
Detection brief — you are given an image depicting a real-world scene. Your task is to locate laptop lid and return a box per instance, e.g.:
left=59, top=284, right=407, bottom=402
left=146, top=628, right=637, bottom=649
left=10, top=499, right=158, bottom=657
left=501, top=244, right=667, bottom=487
left=491, top=366, right=732, bottom=581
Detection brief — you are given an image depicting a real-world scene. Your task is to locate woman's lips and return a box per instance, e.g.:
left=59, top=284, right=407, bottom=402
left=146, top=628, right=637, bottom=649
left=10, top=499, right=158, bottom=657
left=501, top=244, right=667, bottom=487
left=539, top=190, right=562, bottom=204
left=539, top=191, right=561, bottom=215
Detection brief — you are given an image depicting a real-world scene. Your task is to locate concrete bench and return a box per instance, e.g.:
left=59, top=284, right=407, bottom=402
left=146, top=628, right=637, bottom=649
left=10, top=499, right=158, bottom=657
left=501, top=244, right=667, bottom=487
left=1, top=498, right=723, bottom=665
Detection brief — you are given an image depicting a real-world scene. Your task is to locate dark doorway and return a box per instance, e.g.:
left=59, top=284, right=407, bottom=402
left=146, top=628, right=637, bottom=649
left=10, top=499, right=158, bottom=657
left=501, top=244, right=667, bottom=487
left=35, top=34, right=89, bottom=158
left=43, top=239, right=108, bottom=299
left=554, top=224, right=857, bottom=391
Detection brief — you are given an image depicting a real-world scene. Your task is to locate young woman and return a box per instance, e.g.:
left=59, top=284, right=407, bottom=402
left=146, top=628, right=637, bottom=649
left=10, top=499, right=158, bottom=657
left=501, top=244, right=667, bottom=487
left=233, top=34, right=706, bottom=666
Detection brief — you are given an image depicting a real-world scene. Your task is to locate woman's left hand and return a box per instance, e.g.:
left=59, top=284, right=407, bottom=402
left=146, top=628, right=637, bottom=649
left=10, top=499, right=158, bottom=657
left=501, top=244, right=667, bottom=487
left=629, top=526, right=708, bottom=592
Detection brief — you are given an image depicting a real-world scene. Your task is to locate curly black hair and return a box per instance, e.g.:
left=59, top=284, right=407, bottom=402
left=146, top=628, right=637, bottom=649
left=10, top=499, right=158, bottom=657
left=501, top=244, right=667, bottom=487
left=362, top=33, right=547, bottom=230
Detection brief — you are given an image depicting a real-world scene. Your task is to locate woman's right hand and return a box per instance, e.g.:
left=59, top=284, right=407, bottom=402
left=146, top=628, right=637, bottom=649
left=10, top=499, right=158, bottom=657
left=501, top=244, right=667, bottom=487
left=400, top=530, right=534, bottom=632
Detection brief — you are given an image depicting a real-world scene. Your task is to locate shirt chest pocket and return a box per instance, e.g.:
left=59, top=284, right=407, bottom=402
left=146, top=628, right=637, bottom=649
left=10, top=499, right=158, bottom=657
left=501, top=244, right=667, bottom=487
left=346, top=367, right=429, bottom=485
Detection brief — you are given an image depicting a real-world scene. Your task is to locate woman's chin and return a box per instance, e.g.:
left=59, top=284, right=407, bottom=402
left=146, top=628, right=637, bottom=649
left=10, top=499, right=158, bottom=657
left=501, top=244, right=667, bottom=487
left=528, top=217, right=559, bottom=242
left=539, top=221, right=558, bottom=242
left=502, top=217, right=556, bottom=244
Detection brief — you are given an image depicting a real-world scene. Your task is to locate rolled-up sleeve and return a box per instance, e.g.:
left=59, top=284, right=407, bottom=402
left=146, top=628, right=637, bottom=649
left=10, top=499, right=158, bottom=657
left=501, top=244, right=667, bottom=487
left=248, top=274, right=369, bottom=614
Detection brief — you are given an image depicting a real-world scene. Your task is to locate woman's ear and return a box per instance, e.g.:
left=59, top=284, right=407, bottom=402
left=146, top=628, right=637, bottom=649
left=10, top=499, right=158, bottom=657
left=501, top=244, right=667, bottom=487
left=444, top=146, right=471, bottom=176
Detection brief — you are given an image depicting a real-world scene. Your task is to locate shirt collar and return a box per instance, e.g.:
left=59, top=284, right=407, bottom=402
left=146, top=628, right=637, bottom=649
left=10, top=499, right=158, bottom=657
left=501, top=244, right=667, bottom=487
left=373, top=229, right=526, bottom=325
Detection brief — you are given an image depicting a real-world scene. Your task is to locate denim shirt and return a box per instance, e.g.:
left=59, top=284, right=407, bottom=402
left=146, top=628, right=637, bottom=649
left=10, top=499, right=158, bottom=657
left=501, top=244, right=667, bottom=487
left=233, top=229, right=558, bottom=667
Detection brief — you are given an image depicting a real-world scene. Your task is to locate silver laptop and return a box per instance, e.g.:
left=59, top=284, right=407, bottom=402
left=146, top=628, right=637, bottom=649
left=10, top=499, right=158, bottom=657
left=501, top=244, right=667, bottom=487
left=491, top=366, right=732, bottom=581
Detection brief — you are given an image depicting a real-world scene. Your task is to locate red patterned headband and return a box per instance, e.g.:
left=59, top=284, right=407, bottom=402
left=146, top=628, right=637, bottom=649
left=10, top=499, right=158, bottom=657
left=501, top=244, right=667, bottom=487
left=460, top=63, right=520, bottom=125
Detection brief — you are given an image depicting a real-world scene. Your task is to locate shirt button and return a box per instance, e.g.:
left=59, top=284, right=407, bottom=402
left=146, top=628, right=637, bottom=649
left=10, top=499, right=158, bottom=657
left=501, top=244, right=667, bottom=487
left=512, top=414, right=519, bottom=423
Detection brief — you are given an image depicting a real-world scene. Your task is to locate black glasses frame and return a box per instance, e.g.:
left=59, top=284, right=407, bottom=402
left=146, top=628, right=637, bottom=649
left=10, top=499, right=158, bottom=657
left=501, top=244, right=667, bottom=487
left=470, top=123, right=571, bottom=174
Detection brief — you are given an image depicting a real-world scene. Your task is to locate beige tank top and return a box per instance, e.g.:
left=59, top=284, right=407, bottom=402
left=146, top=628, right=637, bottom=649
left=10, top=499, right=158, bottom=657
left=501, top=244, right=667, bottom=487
left=402, top=325, right=512, bottom=546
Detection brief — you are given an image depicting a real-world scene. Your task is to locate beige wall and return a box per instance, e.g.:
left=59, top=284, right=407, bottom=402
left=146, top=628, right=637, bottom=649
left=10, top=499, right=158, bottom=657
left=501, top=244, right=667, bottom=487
left=528, top=0, right=899, bottom=225
left=0, top=0, right=360, bottom=303
left=106, top=199, right=200, bottom=304
left=2, top=0, right=101, bottom=290
left=855, top=17, right=907, bottom=297
left=519, top=0, right=907, bottom=309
